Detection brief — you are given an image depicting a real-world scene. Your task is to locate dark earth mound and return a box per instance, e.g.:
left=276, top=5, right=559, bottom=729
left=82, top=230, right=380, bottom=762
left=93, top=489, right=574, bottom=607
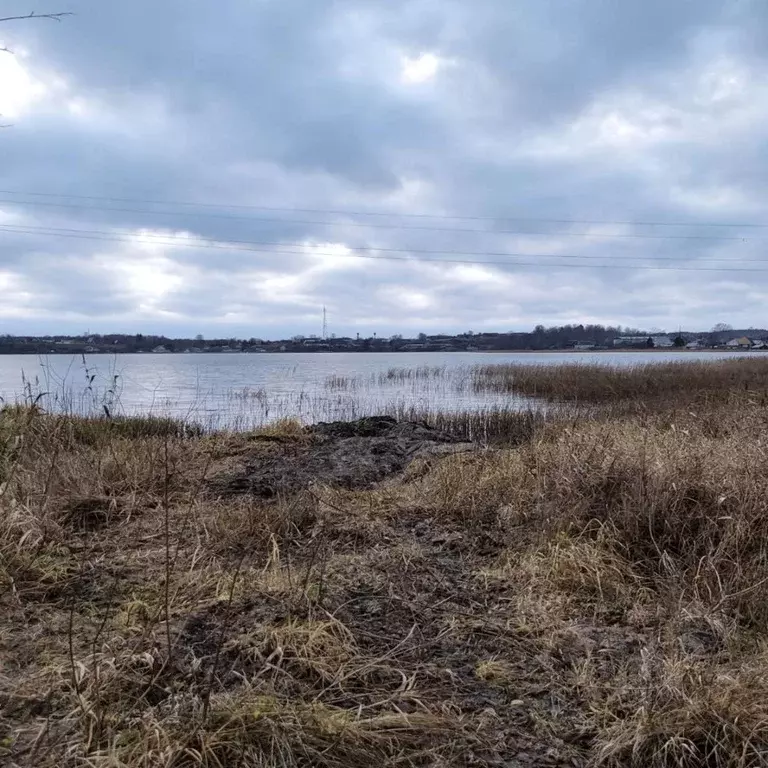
left=209, top=416, right=474, bottom=498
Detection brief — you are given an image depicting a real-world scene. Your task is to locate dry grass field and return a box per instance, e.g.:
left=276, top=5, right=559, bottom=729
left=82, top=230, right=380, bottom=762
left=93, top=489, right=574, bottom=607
left=4, top=358, right=768, bottom=766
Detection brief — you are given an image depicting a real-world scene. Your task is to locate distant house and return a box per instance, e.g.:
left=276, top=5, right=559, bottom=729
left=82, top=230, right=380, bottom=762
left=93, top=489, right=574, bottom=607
left=573, top=342, right=596, bottom=351
left=303, top=339, right=330, bottom=349
left=651, top=335, right=674, bottom=348
left=726, top=337, right=752, bottom=349
left=152, top=345, right=169, bottom=353
left=686, top=340, right=705, bottom=349
left=752, top=340, right=768, bottom=349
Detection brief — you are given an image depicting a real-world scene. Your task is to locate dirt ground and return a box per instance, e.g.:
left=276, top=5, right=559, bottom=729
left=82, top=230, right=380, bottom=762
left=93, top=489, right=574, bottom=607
left=208, top=415, right=476, bottom=498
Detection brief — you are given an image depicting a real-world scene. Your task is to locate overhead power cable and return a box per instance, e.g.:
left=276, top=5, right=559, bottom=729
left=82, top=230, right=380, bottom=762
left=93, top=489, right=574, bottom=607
left=3, top=223, right=768, bottom=272
left=1, top=188, right=767, bottom=229
left=0, top=197, right=761, bottom=242
left=0, top=222, right=765, bottom=263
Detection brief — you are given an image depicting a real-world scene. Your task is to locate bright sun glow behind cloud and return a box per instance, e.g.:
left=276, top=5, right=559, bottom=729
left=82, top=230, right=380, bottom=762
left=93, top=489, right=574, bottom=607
left=0, top=54, right=47, bottom=119
left=400, top=52, right=441, bottom=84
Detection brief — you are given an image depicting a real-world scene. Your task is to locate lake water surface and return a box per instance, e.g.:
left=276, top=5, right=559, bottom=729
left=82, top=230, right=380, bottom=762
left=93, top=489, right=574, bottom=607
left=0, top=350, right=756, bottom=428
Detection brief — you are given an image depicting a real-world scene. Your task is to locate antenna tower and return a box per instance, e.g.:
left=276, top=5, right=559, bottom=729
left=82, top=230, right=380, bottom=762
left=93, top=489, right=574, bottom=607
left=322, top=306, right=328, bottom=340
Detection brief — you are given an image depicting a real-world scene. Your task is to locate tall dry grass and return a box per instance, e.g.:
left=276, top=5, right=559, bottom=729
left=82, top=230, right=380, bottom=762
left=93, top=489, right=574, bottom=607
left=5, top=359, right=768, bottom=766
left=0, top=406, right=477, bottom=767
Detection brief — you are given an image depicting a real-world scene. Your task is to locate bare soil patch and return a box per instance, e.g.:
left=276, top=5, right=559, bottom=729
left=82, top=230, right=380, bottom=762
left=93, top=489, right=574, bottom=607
left=208, top=416, right=474, bottom=498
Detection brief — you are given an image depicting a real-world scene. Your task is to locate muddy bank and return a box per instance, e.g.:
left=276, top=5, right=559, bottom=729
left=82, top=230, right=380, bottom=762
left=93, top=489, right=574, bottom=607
left=209, top=416, right=475, bottom=498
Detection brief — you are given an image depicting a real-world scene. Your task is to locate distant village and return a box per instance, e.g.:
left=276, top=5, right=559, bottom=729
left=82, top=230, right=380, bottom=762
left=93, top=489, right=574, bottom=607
left=0, top=325, right=766, bottom=355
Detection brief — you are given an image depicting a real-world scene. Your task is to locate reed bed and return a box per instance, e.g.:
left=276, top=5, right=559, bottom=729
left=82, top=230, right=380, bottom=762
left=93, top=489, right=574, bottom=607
left=471, top=357, right=768, bottom=403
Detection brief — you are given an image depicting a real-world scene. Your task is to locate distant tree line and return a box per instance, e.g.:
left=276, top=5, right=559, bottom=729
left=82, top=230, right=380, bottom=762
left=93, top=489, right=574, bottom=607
left=0, top=323, right=763, bottom=355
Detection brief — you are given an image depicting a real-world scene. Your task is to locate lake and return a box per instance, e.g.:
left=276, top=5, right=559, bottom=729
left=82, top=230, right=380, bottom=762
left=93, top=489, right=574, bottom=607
left=0, top=350, right=756, bottom=429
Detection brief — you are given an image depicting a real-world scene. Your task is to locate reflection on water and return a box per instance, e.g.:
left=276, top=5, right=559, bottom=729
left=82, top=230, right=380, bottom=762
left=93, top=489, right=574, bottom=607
left=0, top=350, right=757, bottom=430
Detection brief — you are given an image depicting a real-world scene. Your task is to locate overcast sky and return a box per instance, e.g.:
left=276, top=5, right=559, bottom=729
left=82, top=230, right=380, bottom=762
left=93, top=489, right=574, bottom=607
left=1, top=0, right=767, bottom=338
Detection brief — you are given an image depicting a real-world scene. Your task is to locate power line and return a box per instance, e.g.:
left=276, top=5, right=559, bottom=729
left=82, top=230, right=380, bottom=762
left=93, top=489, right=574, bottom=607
left=3, top=223, right=768, bottom=272
left=3, top=222, right=766, bottom=262
left=1, top=188, right=767, bottom=229
left=0, top=197, right=762, bottom=241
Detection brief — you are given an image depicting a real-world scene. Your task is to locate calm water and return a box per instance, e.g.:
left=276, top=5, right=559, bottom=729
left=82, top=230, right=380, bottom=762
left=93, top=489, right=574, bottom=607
left=0, top=350, right=757, bottom=428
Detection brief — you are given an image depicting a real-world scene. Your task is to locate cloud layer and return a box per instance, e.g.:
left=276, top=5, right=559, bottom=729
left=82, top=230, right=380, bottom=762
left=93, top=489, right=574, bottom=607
left=1, top=0, right=767, bottom=336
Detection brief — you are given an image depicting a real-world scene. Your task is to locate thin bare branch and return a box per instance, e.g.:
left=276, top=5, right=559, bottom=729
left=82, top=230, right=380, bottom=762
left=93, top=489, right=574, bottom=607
left=0, top=12, right=73, bottom=23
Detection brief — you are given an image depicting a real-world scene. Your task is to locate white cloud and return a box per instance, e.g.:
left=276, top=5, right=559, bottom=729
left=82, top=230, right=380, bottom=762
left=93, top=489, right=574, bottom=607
left=696, top=57, right=748, bottom=104
left=85, top=233, right=193, bottom=316
left=0, top=270, right=35, bottom=317
left=302, top=241, right=366, bottom=272
left=0, top=53, right=47, bottom=119
left=381, top=286, right=435, bottom=311
left=400, top=52, right=441, bottom=84
left=450, top=264, right=504, bottom=286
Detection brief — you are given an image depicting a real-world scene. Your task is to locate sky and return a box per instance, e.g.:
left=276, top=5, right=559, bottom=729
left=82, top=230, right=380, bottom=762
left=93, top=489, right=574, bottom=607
left=1, top=0, right=767, bottom=338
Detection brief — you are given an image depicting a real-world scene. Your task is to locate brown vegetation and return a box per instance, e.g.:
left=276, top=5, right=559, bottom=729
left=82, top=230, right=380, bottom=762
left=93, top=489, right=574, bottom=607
left=4, top=359, right=768, bottom=766
left=472, top=356, right=768, bottom=404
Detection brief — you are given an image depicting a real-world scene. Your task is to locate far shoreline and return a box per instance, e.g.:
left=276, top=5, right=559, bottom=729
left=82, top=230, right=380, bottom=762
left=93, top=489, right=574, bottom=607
left=0, top=347, right=762, bottom=356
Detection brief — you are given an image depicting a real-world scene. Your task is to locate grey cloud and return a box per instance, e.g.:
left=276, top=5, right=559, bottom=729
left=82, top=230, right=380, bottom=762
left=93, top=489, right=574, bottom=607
left=0, top=0, right=767, bottom=336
